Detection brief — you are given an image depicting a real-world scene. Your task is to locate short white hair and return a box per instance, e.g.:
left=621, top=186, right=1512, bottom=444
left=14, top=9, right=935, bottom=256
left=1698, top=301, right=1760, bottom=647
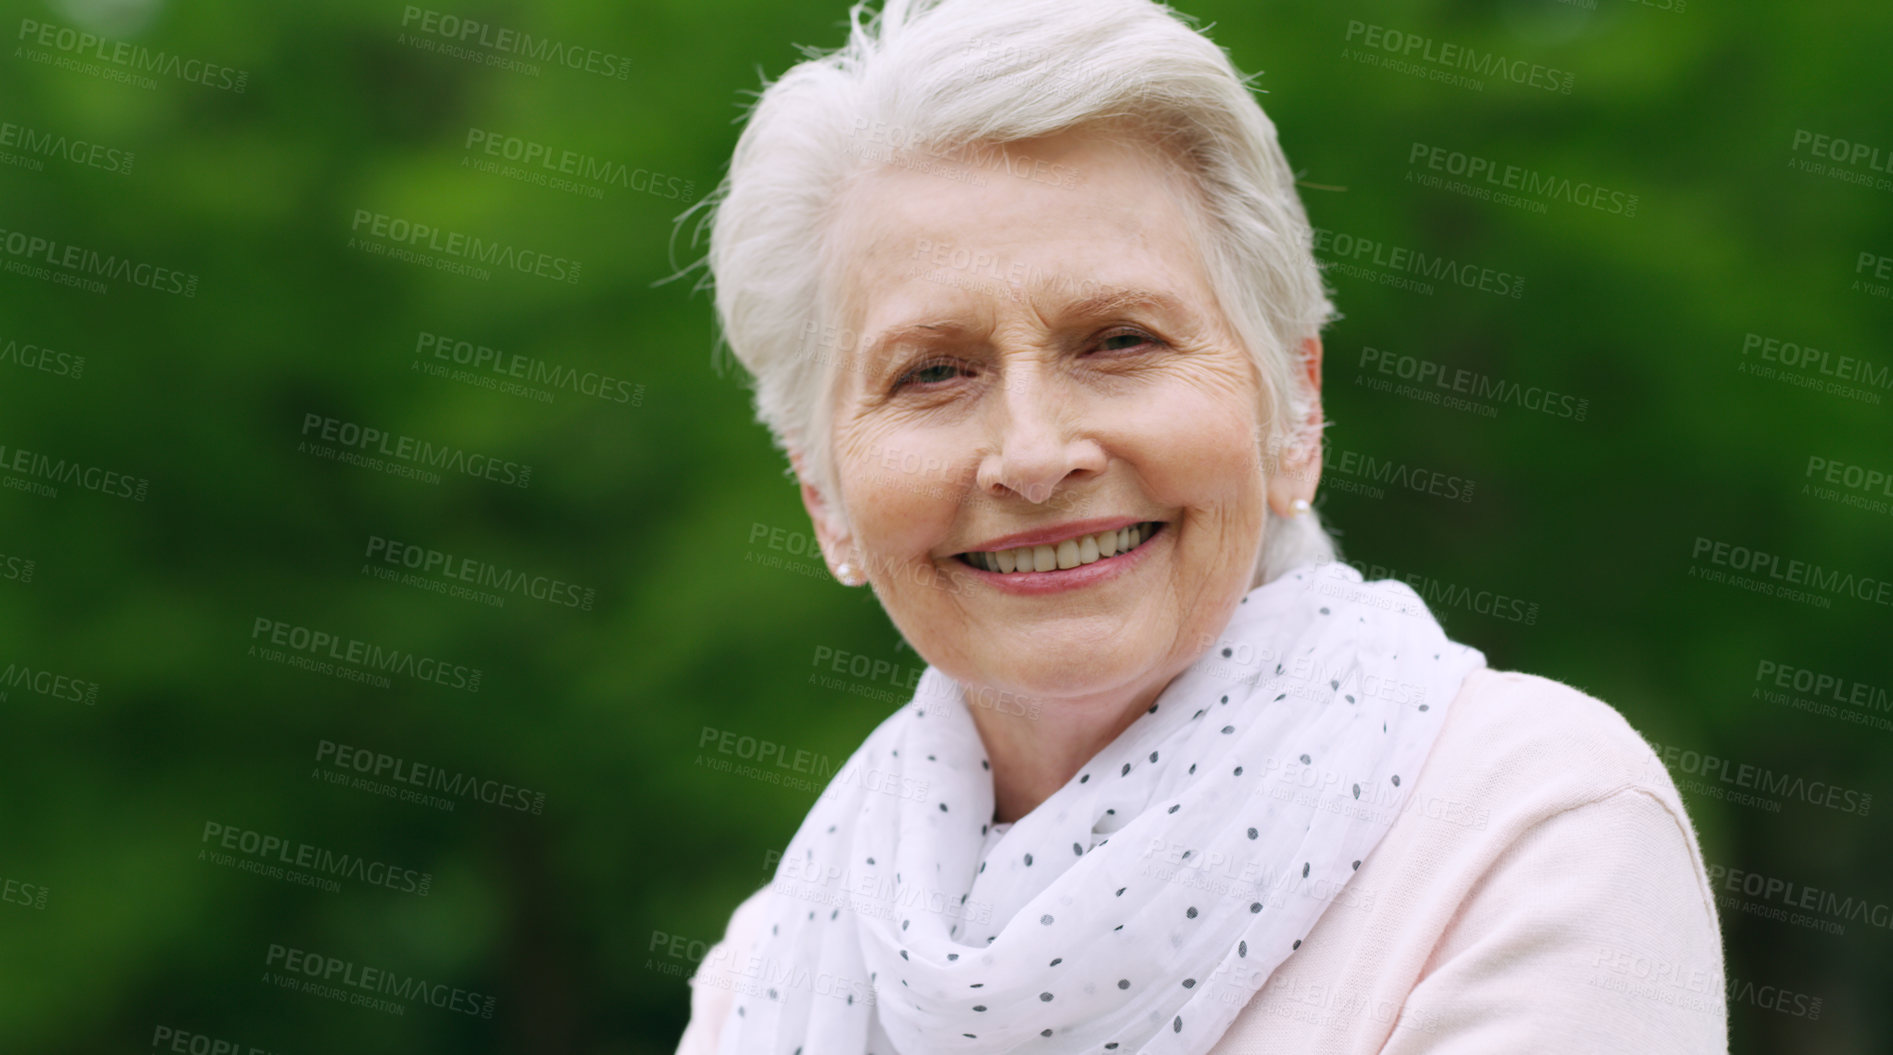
left=690, top=0, right=1340, bottom=585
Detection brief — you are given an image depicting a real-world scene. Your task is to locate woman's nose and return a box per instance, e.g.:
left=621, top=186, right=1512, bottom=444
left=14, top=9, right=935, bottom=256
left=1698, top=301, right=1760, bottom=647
left=975, top=364, right=1107, bottom=505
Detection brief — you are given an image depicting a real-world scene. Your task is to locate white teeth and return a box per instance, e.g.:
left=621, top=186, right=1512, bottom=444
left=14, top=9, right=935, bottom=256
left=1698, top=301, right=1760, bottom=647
left=967, top=523, right=1160, bottom=573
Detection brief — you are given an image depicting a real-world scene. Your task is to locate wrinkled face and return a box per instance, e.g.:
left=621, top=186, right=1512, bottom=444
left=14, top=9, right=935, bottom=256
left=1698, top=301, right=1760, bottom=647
left=804, top=126, right=1310, bottom=710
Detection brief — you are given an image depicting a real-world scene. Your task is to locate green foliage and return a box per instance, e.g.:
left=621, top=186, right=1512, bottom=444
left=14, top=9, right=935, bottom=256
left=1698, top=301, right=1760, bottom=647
left=0, top=1, right=1886, bottom=1052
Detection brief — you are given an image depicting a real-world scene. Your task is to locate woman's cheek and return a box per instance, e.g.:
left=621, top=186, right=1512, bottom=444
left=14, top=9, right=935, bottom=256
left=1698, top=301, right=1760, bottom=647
left=1118, top=396, right=1259, bottom=506
left=852, top=459, right=949, bottom=554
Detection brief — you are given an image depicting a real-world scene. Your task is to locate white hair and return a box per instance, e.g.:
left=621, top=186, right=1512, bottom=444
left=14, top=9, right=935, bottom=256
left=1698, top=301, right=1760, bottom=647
left=688, top=0, right=1340, bottom=585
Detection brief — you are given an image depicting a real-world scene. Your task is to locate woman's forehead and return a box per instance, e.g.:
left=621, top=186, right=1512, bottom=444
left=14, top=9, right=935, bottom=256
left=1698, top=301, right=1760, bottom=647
left=830, top=159, right=1211, bottom=324
left=835, top=130, right=1192, bottom=244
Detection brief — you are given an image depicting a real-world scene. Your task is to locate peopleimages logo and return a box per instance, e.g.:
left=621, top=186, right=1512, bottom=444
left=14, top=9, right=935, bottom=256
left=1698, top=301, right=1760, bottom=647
left=1706, top=863, right=1893, bottom=933
left=2, top=874, right=49, bottom=910
left=363, top=534, right=596, bottom=610
left=462, top=128, right=694, bottom=202
left=1407, top=141, right=1640, bottom=216
left=349, top=209, right=581, bottom=284
left=1755, top=660, right=1889, bottom=711
left=15, top=17, right=250, bottom=93
left=0, top=439, right=148, bottom=500
left=1356, top=346, right=1588, bottom=421
left=1805, top=455, right=1893, bottom=498
left=249, top=617, right=483, bottom=692
left=299, top=412, right=532, bottom=488
left=315, top=739, right=546, bottom=814
left=1791, top=129, right=1893, bottom=176
left=0, top=225, right=197, bottom=295
left=0, top=334, right=85, bottom=379
left=0, top=552, right=35, bottom=585
left=1343, top=20, right=1574, bottom=94
left=1643, top=738, right=1871, bottom=815
left=263, top=943, right=495, bottom=1018
left=398, top=6, right=629, bottom=80
left=200, top=821, right=432, bottom=895
left=1751, top=659, right=1893, bottom=733
left=1322, top=442, right=1476, bottom=503
left=0, top=118, right=133, bottom=174
left=1309, top=226, right=1525, bottom=299
left=0, top=660, right=99, bottom=704
left=1689, top=536, right=1893, bottom=609
left=1738, top=331, right=1890, bottom=405
left=414, top=331, right=638, bottom=404
left=1342, top=559, right=1540, bottom=625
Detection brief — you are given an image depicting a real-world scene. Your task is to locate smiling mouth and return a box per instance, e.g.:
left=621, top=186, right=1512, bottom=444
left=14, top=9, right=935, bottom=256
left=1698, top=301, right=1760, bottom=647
left=956, top=521, right=1166, bottom=573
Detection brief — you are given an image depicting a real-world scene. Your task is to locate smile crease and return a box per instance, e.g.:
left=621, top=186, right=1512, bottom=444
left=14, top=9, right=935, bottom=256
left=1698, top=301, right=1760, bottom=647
left=958, top=522, right=1164, bottom=574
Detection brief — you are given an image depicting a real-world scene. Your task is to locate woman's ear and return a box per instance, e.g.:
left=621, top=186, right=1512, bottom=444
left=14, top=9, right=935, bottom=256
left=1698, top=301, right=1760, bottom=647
left=788, top=448, right=859, bottom=582
left=1298, top=335, right=1324, bottom=396
left=1267, top=336, right=1325, bottom=516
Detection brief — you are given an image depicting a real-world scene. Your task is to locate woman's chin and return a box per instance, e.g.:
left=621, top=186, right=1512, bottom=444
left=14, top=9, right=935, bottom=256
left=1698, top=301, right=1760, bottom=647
left=960, top=648, right=1160, bottom=708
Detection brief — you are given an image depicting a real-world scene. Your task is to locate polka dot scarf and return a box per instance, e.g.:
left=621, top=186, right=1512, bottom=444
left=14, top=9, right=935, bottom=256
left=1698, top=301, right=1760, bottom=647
left=716, top=562, right=1485, bottom=1054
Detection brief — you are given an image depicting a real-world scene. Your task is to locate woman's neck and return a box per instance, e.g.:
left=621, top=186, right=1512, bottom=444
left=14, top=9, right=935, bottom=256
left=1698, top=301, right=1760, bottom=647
left=968, top=675, right=1173, bottom=824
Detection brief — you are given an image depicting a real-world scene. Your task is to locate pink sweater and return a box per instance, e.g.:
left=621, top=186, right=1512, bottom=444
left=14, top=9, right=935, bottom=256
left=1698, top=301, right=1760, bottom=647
left=674, top=669, right=1728, bottom=1053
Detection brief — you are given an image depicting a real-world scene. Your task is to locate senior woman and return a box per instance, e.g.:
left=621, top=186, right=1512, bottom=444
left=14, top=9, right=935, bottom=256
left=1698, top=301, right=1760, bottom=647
left=675, top=0, right=1725, bottom=1052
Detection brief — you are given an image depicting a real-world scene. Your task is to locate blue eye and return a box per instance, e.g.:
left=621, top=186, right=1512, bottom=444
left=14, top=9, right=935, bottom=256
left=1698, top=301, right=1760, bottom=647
left=1097, top=330, right=1154, bottom=352
left=895, top=360, right=963, bottom=390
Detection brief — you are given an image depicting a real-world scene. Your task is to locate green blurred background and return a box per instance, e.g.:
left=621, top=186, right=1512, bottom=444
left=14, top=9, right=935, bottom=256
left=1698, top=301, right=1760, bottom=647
left=0, top=0, right=1888, bottom=1051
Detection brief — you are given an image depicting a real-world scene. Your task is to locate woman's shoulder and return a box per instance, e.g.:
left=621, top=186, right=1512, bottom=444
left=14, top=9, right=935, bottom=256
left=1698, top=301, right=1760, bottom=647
left=675, top=884, right=776, bottom=1055
left=1432, top=666, right=1681, bottom=812
left=1241, top=669, right=1730, bottom=1053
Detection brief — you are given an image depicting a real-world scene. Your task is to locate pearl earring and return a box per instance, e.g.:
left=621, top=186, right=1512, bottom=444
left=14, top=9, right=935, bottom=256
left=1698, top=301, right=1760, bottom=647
left=835, top=562, right=861, bottom=586
left=1290, top=498, right=1311, bottom=516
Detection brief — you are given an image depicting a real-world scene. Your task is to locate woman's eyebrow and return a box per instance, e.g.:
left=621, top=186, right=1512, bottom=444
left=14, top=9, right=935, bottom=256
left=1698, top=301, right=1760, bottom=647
left=864, top=320, right=958, bottom=355
left=1058, top=287, right=1188, bottom=319
left=856, top=286, right=1188, bottom=370
left=857, top=321, right=967, bottom=376
left=1023, top=286, right=1194, bottom=329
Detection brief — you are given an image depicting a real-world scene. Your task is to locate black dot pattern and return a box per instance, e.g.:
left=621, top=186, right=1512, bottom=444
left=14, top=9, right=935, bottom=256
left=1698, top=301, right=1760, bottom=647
left=722, top=561, right=1485, bottom=1055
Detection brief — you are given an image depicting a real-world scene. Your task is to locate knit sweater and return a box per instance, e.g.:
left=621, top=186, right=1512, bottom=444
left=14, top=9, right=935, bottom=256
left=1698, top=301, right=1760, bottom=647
left=674, top=668, right=1728, bottom=1053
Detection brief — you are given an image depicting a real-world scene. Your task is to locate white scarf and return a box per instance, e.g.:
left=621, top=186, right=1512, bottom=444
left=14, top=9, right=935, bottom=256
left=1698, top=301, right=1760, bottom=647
left=712, top=561, right=1485, bottom=1054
